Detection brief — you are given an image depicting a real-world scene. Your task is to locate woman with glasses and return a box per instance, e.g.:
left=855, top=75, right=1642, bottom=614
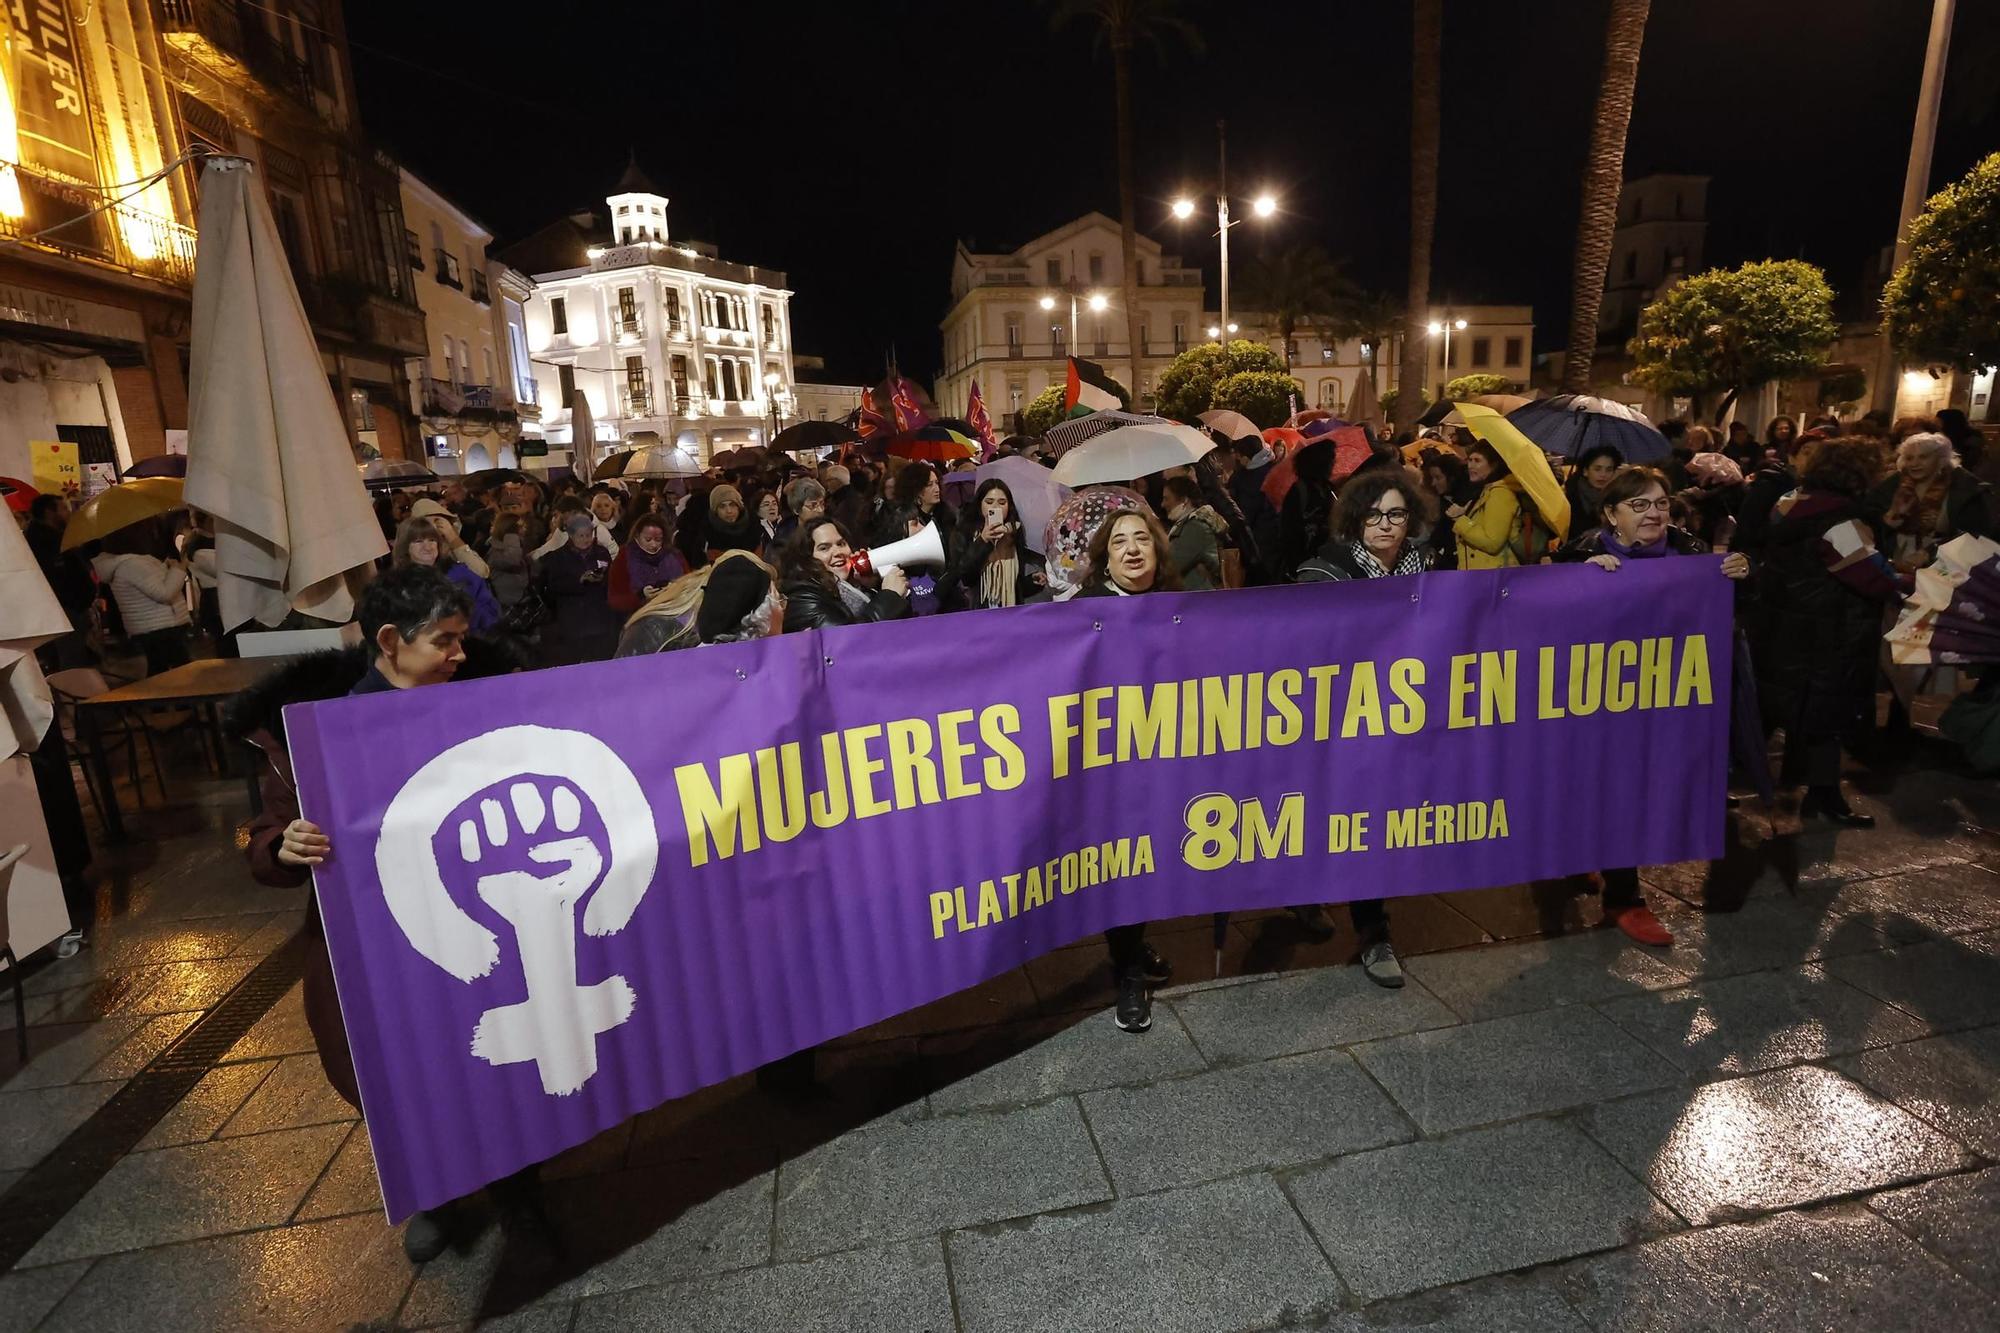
left=1294, top=468, right=1438, bottom=985
left=1555, top=464, right=1751, bottom=944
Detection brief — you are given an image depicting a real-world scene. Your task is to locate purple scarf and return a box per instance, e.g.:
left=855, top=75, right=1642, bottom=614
left=1601, top=530, right=1671, bottom=559
left=624, top=541, right=685, bottom=587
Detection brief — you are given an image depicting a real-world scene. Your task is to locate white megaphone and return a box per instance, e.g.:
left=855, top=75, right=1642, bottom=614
left=848, top=521, right=945, bottom=578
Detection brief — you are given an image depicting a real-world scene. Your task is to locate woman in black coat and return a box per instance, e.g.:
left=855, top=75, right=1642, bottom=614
left=1073, top=509, right=1179, bottom=1034
left=1754, top=438, right=1907, bottom=828
left=778, top=517, right=912, bottom=630
left=943, top=478, right=1048, bottom=609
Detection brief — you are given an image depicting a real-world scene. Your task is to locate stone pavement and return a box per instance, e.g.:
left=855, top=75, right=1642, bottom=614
left=3, top=754, right=2000, bottom=1331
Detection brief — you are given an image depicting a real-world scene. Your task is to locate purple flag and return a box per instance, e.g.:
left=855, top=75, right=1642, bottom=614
left=287, top=561, right=1733, bottom=1219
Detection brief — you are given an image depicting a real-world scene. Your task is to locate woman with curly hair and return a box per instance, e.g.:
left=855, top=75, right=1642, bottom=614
left=1758, top=437, right=1907, bottom=828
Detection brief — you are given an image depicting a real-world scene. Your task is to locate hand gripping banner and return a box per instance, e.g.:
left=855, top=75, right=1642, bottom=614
left=286, top=560, right=1733, bottom=1218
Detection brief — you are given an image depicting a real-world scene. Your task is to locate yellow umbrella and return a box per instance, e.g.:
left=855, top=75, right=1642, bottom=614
left=59, top=477, right=187, bottom=551
left=1455, top=402, right=1570, bottom=544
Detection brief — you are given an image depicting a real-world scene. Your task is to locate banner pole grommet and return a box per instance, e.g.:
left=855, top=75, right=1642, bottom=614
left=823, top=655, right=835, bottom=666
left=1171, top=615, right=1182, bottom=625
left=734, top=668, right=747, bottom=680
left=1092, top=620, right=1102, bottom=632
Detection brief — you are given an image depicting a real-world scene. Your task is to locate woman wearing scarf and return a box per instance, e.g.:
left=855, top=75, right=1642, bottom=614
left=608, top=512, right=689, bottom=615
left=1556, top=465, right=1751, bottom=943
left=1866, top=432, right=1993, bottom=573
left=944, top=478, right=1048, bottom=609
left=1294, top=468, right=1439, bottom=985
left=704, top=483, right=765, bottom=560
left=778, top=516, right=911, bottom=629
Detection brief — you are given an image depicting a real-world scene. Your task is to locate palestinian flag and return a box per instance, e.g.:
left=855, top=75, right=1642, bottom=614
left=1064, top=357, right=1123, bottom=416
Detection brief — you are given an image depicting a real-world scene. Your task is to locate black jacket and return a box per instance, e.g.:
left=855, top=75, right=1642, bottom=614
left=1295, top=541, right=1435, bottom=582
left=1756, top=494, right=1891, bottom=737
left=780, top=577, right=912, bottom=630
left=1863, top=469, right=1994, bottom=552
left=943, top=532, right=1048, bottom=608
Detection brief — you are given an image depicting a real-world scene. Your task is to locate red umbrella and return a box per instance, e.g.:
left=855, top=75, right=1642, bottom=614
left=0, top=476, right=38, bottom=514
left=1261, top=426, right=1373, bottom=508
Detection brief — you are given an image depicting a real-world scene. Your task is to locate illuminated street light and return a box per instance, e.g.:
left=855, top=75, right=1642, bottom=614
left=763, top=370, right=782, bottom=441
left=1207, top=325, right=1221, bottom=338
left=1087, top=293, right=1109, bottom=313
left=1171, top=198, right=1196, bottom=220
left=1039, top=295, right=1057, bottom=311
left=1227, top=322, right=1239, bottom=333
left=1425, top=315, right=1469, bottom=398
left=1252, top=194, right=1277, bottom=218
left=1165, top=121, right=1276, bottom=334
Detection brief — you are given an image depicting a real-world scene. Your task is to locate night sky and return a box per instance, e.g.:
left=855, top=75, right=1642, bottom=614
left=347, top=0, right=1999, bottom=385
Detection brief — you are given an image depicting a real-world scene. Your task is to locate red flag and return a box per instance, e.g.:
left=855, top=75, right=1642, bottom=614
left=855, top=386, right=890, bottom=440
left=890, top=376, right=930, bottom=432
left=966, top=380, right=998, bottom=457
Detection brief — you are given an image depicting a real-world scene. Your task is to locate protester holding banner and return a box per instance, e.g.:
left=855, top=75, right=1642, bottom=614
left=778, top=518, right=911, bottom=629
left=1077, top=509, right=1181, bottom=1030
left=944, top=479, right=1048, bottom=610
left=1756, top=438, right=1907, bottom=827
left=240, top=566, right=559, bottom=1266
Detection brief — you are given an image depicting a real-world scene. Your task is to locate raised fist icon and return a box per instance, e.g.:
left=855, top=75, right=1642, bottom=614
left=375, top=726, right=658, bottom=1096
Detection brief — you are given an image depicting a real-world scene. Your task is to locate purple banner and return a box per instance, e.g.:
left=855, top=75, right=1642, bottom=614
left=286, top=560, right=1733, bottom=1219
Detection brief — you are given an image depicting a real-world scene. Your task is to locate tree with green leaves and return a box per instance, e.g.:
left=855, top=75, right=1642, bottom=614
left=1242, top=245, right=1358, bottom=368
left=1444, top=373, right=1514, bottom=401
left=1211, top=371, right=1303, bottom=428
left=1019, top=386, right=1071, bottom=437
left=1629, top=259, right=1838, bottom=423
left=1883, top=151, right=2000, bottom=374
left=1155, top=339, right=1288, bottom=421
left=1048, top=0, right=1201, bottom=396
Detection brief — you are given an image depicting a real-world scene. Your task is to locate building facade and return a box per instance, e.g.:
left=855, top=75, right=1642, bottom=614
left=154, top=0, right=427, bottom=461
left=1215, top=305, right=1535, bottom=416
left=1598, top=174, right=1708, bottom=341
left=490, top=263, right=541, bottom=459
left=0, top=0, right=205, bottom=487
left=935, top=213, right=1206, bottom=427
left=503, top=165, right=795, bottom=467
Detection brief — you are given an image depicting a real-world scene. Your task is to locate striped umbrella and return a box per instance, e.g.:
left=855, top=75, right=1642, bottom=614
left=1042, top=409, right=1155, bottom=459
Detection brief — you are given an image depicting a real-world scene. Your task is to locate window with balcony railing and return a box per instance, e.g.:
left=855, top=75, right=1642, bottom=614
left=405, top=229, right=423, bottom=271
left=435, top=248, right=462, bottom=290
left=470, top=270, right=490, bottom=304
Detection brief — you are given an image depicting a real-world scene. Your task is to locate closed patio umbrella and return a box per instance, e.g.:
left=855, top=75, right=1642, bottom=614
left=182, top=156, right=386, bottom=630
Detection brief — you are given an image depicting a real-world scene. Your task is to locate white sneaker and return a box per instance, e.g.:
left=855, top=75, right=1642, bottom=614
left=53, top=930, right=85, bottom=960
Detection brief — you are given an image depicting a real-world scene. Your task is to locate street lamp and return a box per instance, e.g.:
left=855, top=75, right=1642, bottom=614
left=763, top=370, right=782, bottom=443
left=1425, top=316, right=1467, bottom=399
left=1041, top=288, right=1109, bottom=359
left=1169, top=120, right=1277, bottom=339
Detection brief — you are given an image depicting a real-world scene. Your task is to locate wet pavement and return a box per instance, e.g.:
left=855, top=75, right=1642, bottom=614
left=3, top=742, right=1999, bottom=1331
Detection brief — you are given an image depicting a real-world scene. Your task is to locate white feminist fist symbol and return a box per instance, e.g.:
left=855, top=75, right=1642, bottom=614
left=375, top=726, right=658, bottom=1096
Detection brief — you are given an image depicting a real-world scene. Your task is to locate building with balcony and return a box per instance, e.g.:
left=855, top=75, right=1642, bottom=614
left=935, top=213, right=1207, bottom=428
left=399, top=168, right=528, bottom=472
left=1215, top=305, right=1536, bottom=417
left=491, top=263, right=541, bottom=457
left=501, top=161, right=795, bottom=466
left=153, top=0, right=427, bottom=461
left=0, top=0, right=206, bottom=485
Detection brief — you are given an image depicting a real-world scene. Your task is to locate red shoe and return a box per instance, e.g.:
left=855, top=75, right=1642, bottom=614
left=1610, top=905, right=1673, bottom=947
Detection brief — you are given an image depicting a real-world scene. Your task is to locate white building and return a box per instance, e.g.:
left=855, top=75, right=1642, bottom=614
left=1598, top=174, right=1709, bottom=341
left=1217, top=305, right=1535, bottom=415
left=936, top=213, right=1207, bottom=426
left=503, top=163, right=796, bottom=466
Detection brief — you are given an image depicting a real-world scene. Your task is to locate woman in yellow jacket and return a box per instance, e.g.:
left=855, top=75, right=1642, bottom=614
left=1448, top=442, right=1524, bottom=569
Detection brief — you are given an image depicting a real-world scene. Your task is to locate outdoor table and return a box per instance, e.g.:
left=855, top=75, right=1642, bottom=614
left=77, top=657, right=286, bottom=841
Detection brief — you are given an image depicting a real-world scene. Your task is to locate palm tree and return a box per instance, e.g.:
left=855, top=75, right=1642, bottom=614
left=1562, top=0, right=1653, bottom=392
left=1048, top=1, right=1201, bottom=398
left=1396, top=0, right=1442, bottom=434
left=1243, top=245, right=1358, bottom=369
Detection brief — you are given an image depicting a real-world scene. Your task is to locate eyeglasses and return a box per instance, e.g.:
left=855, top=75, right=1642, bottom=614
left=1363, top=508, right=1410, bottom=527
left=1620, top=497, right=1668, bottom=514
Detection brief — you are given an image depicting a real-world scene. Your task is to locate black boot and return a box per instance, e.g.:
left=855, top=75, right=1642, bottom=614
left=1802, top=785, right=1875, bottom=828
left=401, top=1201, right=459, bottom=1264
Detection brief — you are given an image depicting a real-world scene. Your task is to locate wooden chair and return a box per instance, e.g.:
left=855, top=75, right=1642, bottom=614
left=1, top=843, right=30, bottom=1063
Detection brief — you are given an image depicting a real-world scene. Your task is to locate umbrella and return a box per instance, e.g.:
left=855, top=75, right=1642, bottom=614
left=59, top=477, right=186, bottom=551
left=1261, top=427, right=1307, bottom=451
left=1041, top=409, right=1156, bottom=459
left=569, top=389, right=596, bottom=483
left=0, top=508, right=70, bottom=760
left=1260, top=427, right=1373, bottom=508
left=123, top=454, right=187, bottom=479
left=773, top=419, right=861, bottom=453
left=975, top=456, right=1072, bottom=556
left=880, top=425, right=978, bottom=463
left=359, top=459, right=439, bottom=492
left=1050, top=417, right=1213, bottom=487
left=710, top=449, right=739, bottom=471
left=615, top=444, right=705, bottom=479
left=1505, top=393, right=1668, bottom=463
left=462, top=467, right=529, bottom=491
left=725, top=445, right=783, bottom=472
left=1287, top=408, right=1339, bottom=428
left=181, top=157, right=387, bottom=630
left=1296, top=415, right=1350, bottom=440
left=1196, top=409, right=1261, bottom=442
left=1454, top=403, right=1572, bottom=544
left=0, top=477, right=37, bottom=514
left=1344, top=367, right=1380, bottom=426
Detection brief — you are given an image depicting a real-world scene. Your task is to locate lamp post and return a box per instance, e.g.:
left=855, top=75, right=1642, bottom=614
left=1172, top=121, right=1277, bottom=339
left=1040, top=288, right=1108, bottom=360
left=1425, top=315, right=1466, bottom=401
left=763, top=370, right=781, bottom=444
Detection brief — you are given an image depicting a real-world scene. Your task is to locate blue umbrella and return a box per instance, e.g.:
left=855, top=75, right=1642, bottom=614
left=1505, top=394, right=1670, bottom=463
